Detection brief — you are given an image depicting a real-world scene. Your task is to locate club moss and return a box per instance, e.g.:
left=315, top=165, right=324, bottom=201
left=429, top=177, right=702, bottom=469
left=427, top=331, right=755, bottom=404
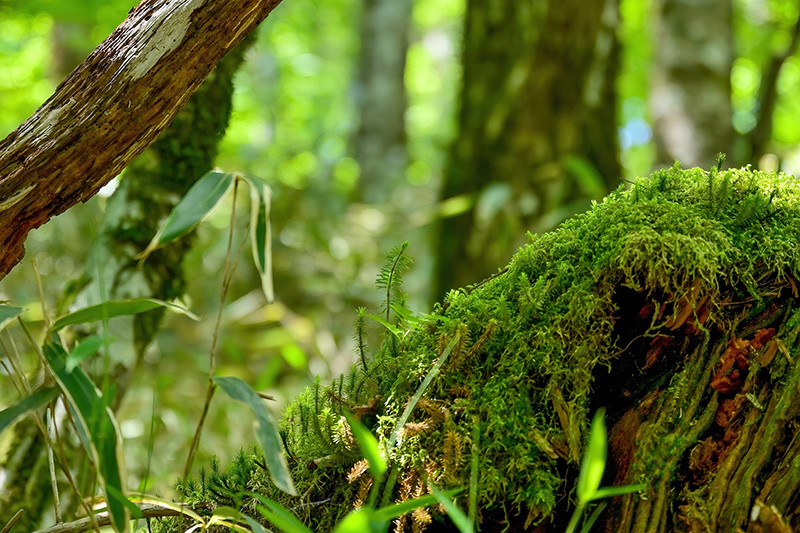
left=159, top=165, right=800, bottom=531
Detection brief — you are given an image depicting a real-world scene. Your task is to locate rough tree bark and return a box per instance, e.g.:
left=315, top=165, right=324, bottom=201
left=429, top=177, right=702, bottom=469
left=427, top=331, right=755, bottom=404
left=433, top=0, right=621, bottom=300
left=650, top=0, right=733, bottom=168
left=0, top=0, right=284, bottom=281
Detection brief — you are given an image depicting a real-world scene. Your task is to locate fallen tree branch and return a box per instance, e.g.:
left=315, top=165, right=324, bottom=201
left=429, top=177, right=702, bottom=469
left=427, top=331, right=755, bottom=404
left=0, top=0, right=284, bottom=280
left=32, top=504, right=186, bottom=533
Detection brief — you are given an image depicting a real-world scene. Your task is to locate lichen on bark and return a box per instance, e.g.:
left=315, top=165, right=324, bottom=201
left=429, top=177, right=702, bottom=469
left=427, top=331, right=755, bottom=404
left=167, top=166, right=800, bottom=532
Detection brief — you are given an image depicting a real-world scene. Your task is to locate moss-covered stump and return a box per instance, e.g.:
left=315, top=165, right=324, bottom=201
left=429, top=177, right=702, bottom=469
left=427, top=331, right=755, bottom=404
left=165, top=166, right=800, bottom=532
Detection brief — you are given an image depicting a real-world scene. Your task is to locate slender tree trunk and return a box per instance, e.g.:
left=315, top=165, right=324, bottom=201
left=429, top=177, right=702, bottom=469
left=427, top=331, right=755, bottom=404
left=352, top=0, right=411, bottom=204
left=0, top=34, right=254, bottom=532
left=650, top=0, right=733, bottom=168
left=433, top=0, right=621, bottom=300
left=0, top=0, right=284, bottom=281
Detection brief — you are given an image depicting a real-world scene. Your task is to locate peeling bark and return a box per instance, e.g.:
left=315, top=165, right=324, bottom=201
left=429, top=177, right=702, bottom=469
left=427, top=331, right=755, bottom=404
left=0, top=0, right=284, bottom=280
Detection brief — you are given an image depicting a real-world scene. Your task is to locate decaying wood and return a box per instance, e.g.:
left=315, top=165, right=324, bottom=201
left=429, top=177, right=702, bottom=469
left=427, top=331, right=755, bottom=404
left=0, top=0, right=283, bottom=280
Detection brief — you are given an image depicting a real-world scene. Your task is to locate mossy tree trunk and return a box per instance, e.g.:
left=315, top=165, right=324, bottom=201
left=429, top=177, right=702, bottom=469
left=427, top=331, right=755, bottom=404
left=433, top=0, right=622, bottom=300
left=0, top=35, right=254, bottom=532
left=650, top=0, right=733, bottom=168
left=190, top=167, right=800, bottom=533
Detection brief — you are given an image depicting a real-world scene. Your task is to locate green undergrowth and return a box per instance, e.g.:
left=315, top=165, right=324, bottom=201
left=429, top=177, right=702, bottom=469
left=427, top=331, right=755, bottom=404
left=161, top=165, right=800, bottom=531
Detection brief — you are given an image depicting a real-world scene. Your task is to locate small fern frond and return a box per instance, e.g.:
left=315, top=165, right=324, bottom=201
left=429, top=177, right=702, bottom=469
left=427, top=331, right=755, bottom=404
left=376, top=241, right=412, bottom=322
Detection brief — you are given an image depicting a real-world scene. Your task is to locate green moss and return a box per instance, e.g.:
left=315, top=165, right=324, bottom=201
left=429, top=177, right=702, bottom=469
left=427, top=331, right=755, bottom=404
left=171, top=165, right=800, bottom=530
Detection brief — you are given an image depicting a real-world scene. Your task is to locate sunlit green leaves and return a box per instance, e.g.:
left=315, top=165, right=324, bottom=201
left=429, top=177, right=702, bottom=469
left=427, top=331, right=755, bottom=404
left=140, top=171, right=235, bottom=259
left=43, top=342, right=131, bottom=532
left=139, top=170, right=275, bottom=303
left=50, top=298, right=198, bottom=332
left=213, top=376, right=296, bottom=495
left=0, top=386, right=59, bottom=434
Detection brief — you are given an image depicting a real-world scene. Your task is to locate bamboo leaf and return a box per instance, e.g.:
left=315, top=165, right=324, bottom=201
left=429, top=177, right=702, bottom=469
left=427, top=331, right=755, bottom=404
left=65, top=335, right=107, bottom=372
left=51, top=298, right=198, bottom=332
left=343, top=412, right=386, bottom=479
left=214, top=376, right=297, bottom=495
left=0, top=386, right=60, bottom=435
left=138, top=170, right=235, bottom=260
left=0, top=305, right=23, bottom=332
left=43, top=342, right=130, bottom=532
left=238, top=174, right=274, bottom=304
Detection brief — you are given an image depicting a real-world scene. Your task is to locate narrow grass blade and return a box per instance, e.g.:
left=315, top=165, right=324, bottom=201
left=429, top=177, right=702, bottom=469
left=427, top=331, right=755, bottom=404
left=0, top=386, right=59, bottom=434
left=372, top=492, right=454, bottom=521
left=590, top=483, right=647, bottom=501
left=388, top=333, right=461, bottom=449
left=43, top=342, right=130, bottom=532
left=430, top=484, right=472, bottom=533
left=214, top=376, right=296, bottom=495
left=251, top=494, right=313, bottom=533
left=576, top=408, right=607, bottom=504
left=139, top=170, right=235, bottom=260
left=343, top=412, right=386, bottom=479
left=51, top=298, right=198, bottom=332
left=239, top=174, right=274, bottom=304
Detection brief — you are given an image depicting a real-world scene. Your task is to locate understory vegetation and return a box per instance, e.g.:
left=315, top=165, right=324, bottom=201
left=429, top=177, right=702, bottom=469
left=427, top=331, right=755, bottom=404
left=154, top=164, right=800, bottom=531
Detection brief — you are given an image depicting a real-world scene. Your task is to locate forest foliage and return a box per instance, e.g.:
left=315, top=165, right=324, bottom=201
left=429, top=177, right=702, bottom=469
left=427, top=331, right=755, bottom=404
left=3, top=0, right=800, bottom=531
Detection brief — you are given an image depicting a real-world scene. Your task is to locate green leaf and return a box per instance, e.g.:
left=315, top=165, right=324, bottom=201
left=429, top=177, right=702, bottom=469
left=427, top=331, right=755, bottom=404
left=51, top=298, right=198, bottom=332
left=0, top=305, right=23, bottom=333
left=43, top=342, right=130, bottom=532
left=66, top=335, right=106, bottom=372
left=430, top=484, right=472, bottom=533
left=590, top=483, right=647, bottom=502
left=364, top=313, right=403, bottom=338
left=214, top=376, right=297, bottom=496
left=139, top=170, right=235, bottom=259
left=251, top=494, right=313, bottom=533
left=332, top=508, right=384, bottom=533
left=210, top=507, right=259, bottom=532
left=343, top=412, right=386, bottom=479
left=577, top=408, right=607, bottom=504
left=238, top=174, right=274, bottom=304
left=0, top=386, right=60, bottom=435
left=372, top=492, right=448, bottom=521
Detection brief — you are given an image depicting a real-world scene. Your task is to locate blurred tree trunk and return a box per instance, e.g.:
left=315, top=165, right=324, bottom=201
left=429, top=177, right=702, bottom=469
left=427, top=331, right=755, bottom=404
left=352, top=0, right=411, bottom=204
left=433, top=0, right=621, bottom=299
left=650, top=0, right=733, bottom=168
left=0, top=34, right=254, bottom=532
